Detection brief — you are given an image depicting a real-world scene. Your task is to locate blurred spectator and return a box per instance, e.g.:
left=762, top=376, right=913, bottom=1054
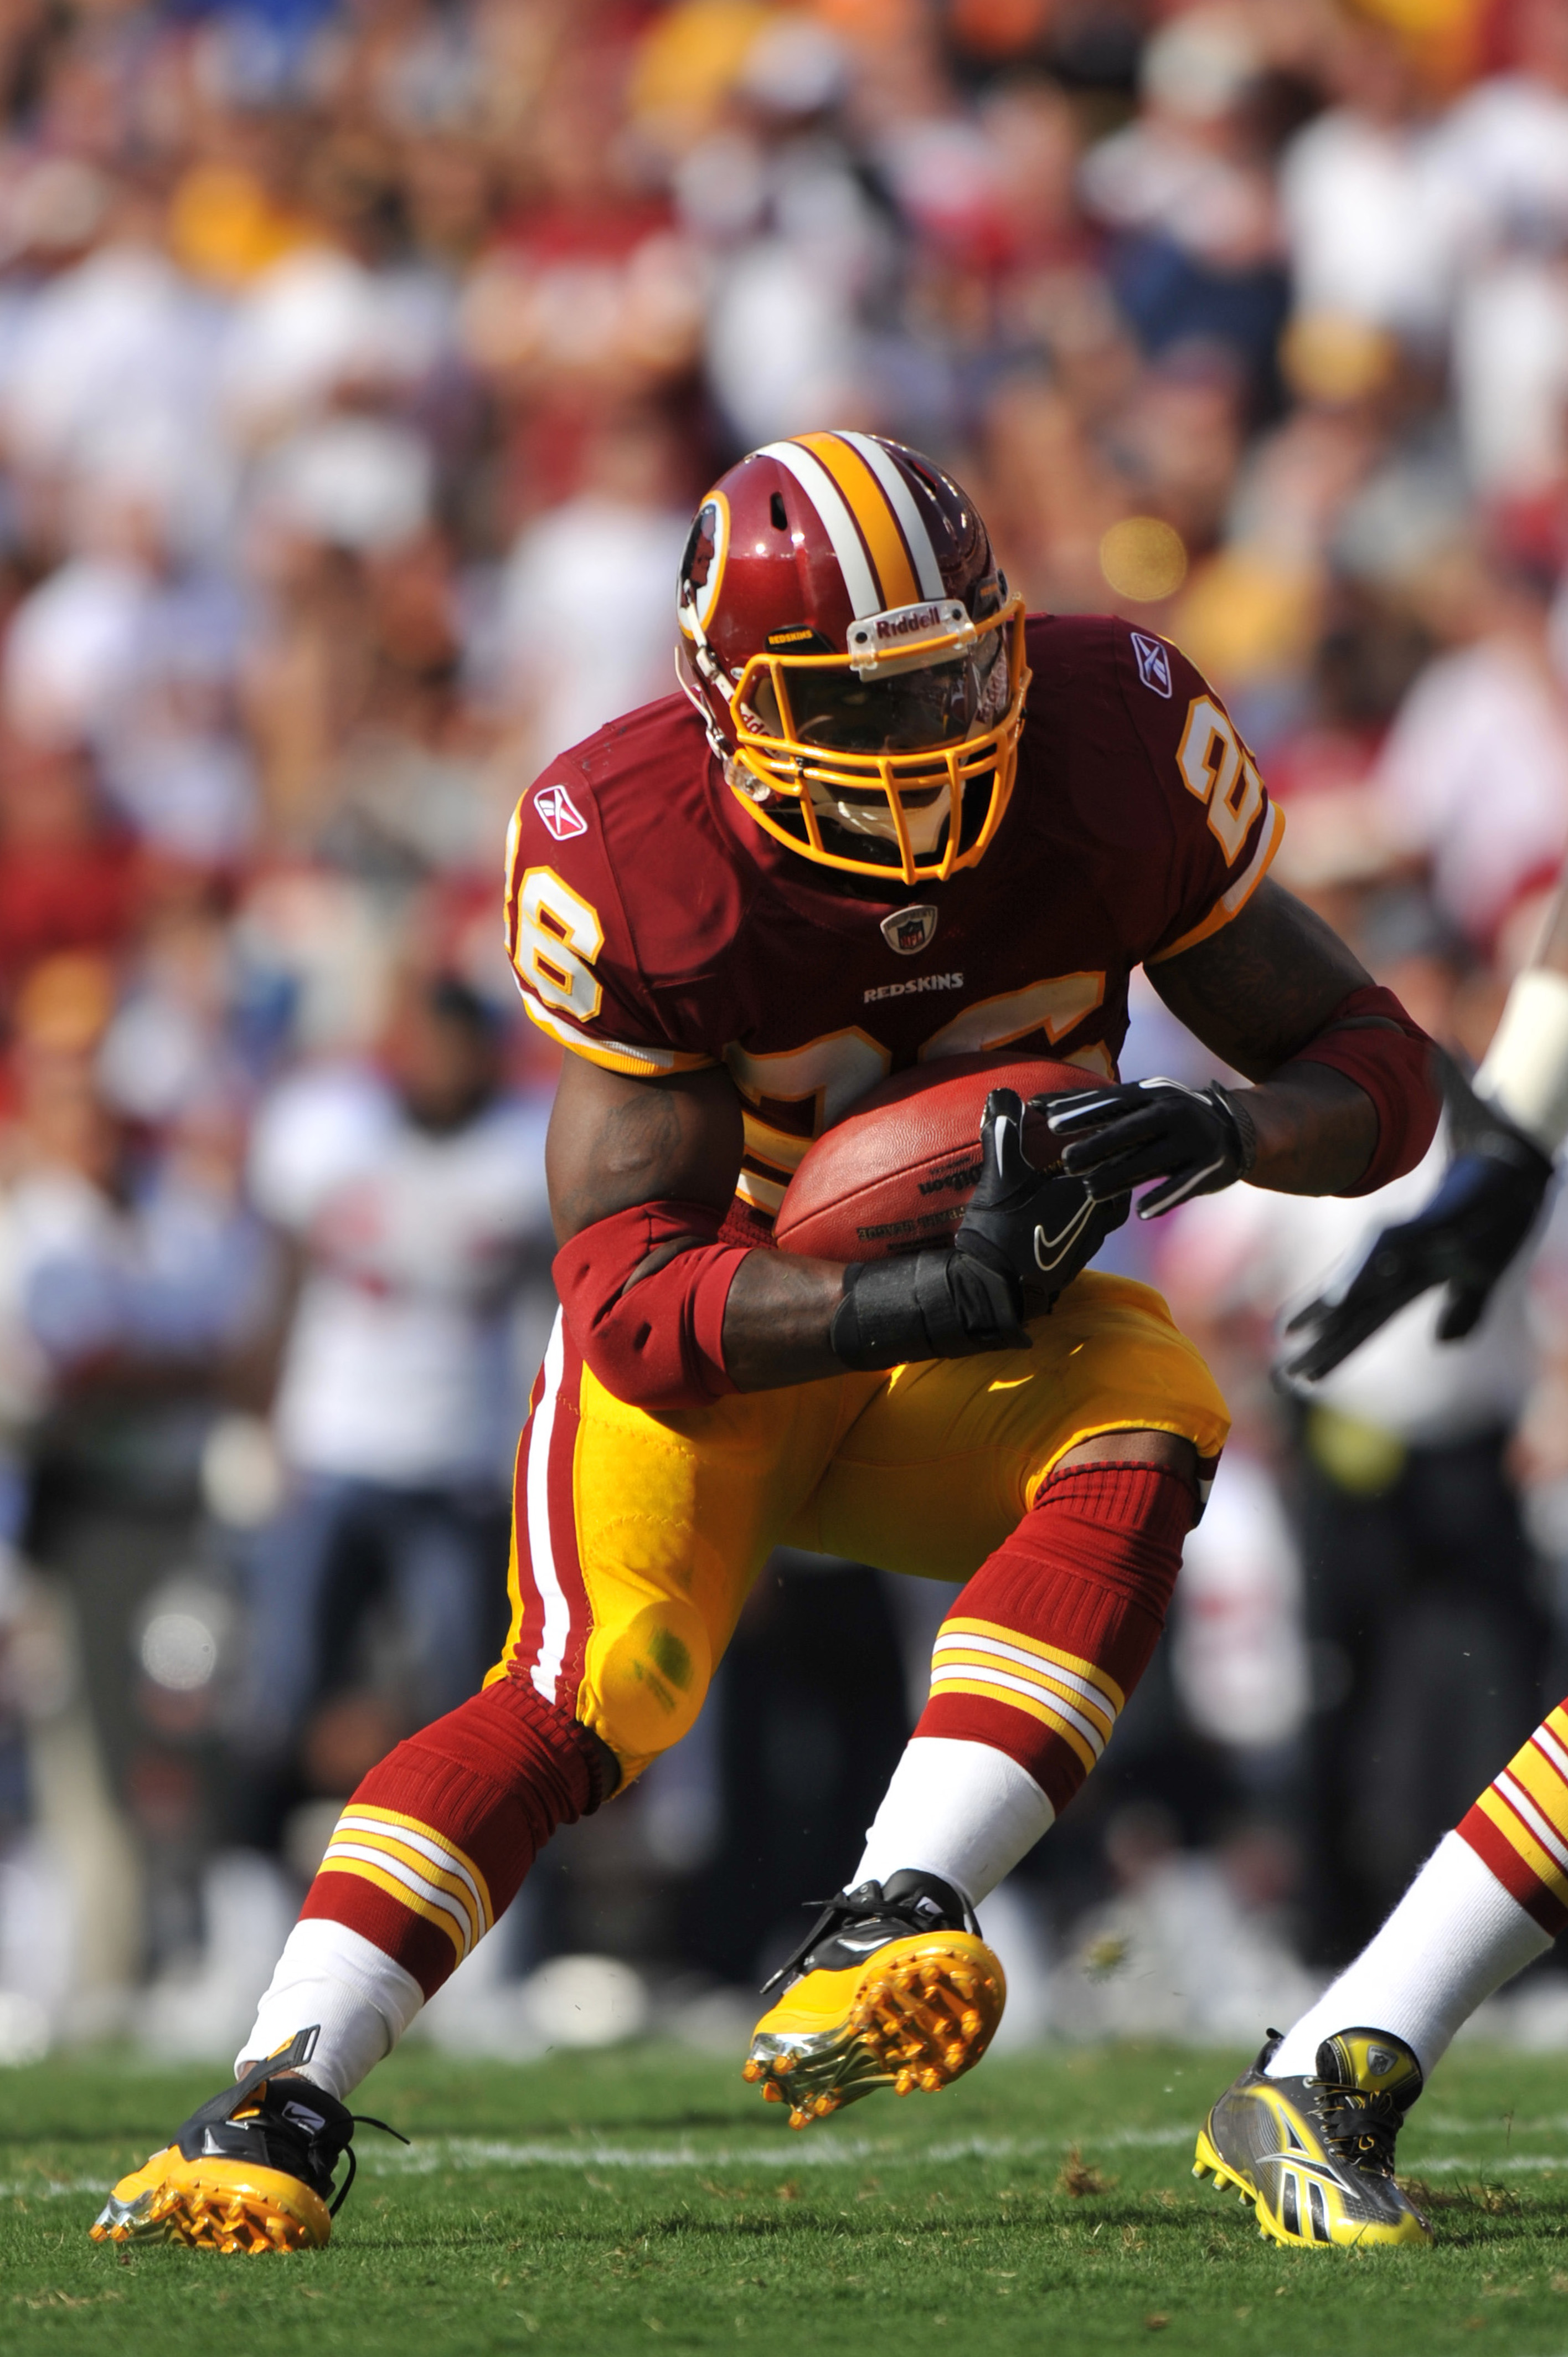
left=494, top=407, right=694, bottom=774
left=1371, top=534, right=1568, bottom=951
left=236, top=970, right=553, bottom=1850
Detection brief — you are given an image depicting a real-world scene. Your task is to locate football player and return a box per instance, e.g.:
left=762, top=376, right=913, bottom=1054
left=93, top=434, right=1440, bottom=2251
left=1193, top=887, right=1568, bottom=2251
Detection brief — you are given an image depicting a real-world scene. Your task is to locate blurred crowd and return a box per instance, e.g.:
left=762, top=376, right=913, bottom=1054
left=2, top=0, right=1568, bottom=2063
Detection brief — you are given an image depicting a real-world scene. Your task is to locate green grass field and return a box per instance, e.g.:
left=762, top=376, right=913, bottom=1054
left=7, top=2040, right=1568, bottom=2354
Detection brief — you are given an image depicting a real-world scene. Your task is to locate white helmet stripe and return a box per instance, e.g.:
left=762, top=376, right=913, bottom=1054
left=759, top=439, right=881, bottom=619
left=838, top=431, right=946, bottom=601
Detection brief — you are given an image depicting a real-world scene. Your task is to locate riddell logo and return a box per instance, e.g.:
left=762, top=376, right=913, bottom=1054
left=876, top=604, right=943, bottom=641
left=535, top=783, right=587, bottom=841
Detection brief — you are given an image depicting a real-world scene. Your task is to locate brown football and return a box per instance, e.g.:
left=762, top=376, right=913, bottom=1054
left=773, top=1048, right=1101, bottom=1263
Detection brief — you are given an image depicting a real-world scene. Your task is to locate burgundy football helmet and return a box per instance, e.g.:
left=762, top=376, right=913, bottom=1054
left=676, top=432, right=1029, bottom=886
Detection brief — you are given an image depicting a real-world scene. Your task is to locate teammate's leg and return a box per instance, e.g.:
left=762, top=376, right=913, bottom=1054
left=745, top=1273, right=1226, bottom=2124
left=1193, top=1699, right=1568, bottom=2249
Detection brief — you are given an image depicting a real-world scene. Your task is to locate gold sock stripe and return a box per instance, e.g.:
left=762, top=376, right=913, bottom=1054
left=927, top=1657, right=1112, bottom=1757
left=1504, top=1731, right=1568, bottom=1843
left=315, top=1850, right=475, bottom=1960
left=938, top=1617, right=1127, bottom=1713
left=1474, top=1784, right=1568, bottom=1913
left=929, top=1631, right=1113, bottom=1763
left=1468, top=1707, right=1568, bottom=1915
left=931, top=1628, right=1118, bottom=1739
left=318, top=1809, right=492, bottom=1957
left=326, top=1829, right=487, bottom=1951
left=1536, top=1711, right=1568, bottom=1783
left=338, top=1803, right=494, bottom=1926
left=925, top=1670, right=1103, bottom=1774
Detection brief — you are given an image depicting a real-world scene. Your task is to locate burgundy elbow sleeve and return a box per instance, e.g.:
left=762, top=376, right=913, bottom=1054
left=1286, top=983, right=1441, bottom=1194
left=552, top=1201, right=750, bottom=1410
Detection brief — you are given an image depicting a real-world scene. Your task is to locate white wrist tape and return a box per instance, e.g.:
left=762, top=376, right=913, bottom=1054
left=1477, top=966, right=1568, bottom=1156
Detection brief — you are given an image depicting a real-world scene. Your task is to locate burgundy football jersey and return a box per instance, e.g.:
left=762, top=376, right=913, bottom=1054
left=504, top=615, right=1283, bottom=1238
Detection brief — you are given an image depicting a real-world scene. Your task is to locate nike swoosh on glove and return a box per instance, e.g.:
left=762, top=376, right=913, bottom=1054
left=1282, top=1134, right=1554, bottom=1382
left=955, top=1087, right=1128, bottom=1304
left=1044, top=1077, right=1256, bottom=1218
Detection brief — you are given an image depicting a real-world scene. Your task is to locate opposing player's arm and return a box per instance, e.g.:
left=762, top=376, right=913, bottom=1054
left=1048, top=878, right=1440, bottom=1210
left=1280, top=874, right=1568, bottom=1380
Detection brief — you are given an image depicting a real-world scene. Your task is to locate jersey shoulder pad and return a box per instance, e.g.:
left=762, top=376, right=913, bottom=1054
left=504, top=701, right=731, bottom=1078
left=1107, top=624, right=1285, bottom=962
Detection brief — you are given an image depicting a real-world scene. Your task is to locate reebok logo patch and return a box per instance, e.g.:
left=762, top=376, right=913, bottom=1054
left=535, top=782, right=587, bottom=841
left=1131, top=632, right=1172, bottom=698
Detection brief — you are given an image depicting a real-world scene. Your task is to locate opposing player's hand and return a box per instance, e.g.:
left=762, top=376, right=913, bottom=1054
left=1281, top=1137, right=1554, bottom=1382
left=1044, top=1077, right=1255, bottom=1218
left=957, top=1087, right=1126, bottom=1296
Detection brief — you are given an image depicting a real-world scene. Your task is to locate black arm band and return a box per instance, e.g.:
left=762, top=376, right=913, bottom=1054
left=829, top=1250, right=1027, bottom=1373
left=1210, top=1083, right=1258, bottom=1181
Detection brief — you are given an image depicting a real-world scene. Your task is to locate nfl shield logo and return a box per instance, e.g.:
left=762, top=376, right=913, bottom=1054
left=881, top=904, right=939, bottom=955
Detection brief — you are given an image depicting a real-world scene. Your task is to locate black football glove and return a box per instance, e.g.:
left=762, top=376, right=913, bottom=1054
left=956, top=1084, right=1128, bottom=1294
left=830, top=1088, right=1123, bottom=1372
left=1281, top=1128, right=1554, bottom=1383
left=1045, top=1076, right=1257, bottom=1217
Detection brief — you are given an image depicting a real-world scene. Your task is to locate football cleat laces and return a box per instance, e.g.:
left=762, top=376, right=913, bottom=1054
left=91, top=2027, right=409, bottom=2252
left=1193, top=2026, right=1431, bottom=2250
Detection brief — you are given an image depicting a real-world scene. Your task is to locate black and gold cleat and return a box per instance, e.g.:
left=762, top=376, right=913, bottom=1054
left=742, top=1871, right=1006, bottom=2130
left=90, top=2029, right=401, bottom=2253
left=1194, top=2027, right=1431, bottom=2249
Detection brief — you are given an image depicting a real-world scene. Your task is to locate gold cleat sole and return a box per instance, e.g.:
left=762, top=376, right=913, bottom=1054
left=91, top=2153, right=332, bottom=2253
left=742, top=1931, right=1005, bottom=2130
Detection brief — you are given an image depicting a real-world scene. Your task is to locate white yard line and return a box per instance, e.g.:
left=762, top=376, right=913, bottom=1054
left=359, top=2125, right=1195, bottom=2176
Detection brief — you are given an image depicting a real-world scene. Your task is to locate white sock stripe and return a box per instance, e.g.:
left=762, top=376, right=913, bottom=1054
left=928, top=1661, right=1107, bottom=1756
left=528, top=1312, right=569, bottom=1707
left=931, top=1655, right=1115, bottom=1744
left=322, top=1841, right=478, bottom=1952
left=758, top=441, right=881, bottom=617
left=932, top=1631, right=1120, bottom=1719
left=1533, top=1722, right=1568, bottom=1785
left=835, top=432, right=946, bottom=600
left=1494, top=1773, right=1568, bottom=1877
left=334, top=1814, right=491, bottom=1928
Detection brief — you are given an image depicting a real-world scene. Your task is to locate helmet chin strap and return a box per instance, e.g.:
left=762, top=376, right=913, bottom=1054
left=674, top=618, right=735, bottom=765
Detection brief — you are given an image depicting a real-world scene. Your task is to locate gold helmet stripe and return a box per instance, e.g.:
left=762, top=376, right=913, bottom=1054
left=758, top=439, right=881, bottom=617
left=837, top=430, right=946, bottom=601
left=795, top=430, right=920, bottom=611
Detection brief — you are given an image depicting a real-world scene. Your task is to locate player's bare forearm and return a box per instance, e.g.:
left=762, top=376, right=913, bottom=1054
left=721, top=1249, right=847, bottom=1390
left=1151, top=878, right=1382, bottom=1193
left=546, top=1050, right=848, bottom=1389
left=1234, top=1062, right=1379, bottom=1194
